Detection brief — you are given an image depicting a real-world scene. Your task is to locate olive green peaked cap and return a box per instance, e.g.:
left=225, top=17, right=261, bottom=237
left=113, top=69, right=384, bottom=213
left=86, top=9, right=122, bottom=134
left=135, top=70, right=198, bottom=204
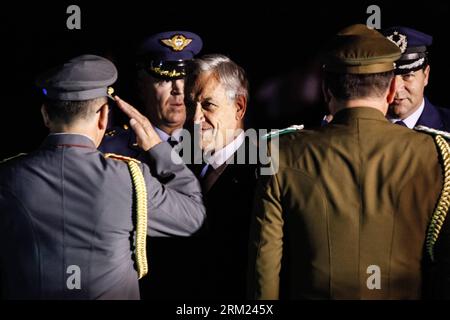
left=323, top=24, right=402, bottom=74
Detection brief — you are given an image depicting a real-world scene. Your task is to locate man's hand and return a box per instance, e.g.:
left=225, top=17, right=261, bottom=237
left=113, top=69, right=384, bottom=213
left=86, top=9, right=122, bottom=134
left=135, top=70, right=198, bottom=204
left=114, top=96, right=162, bottom=151
left=321, top=114, right=334, bottom=126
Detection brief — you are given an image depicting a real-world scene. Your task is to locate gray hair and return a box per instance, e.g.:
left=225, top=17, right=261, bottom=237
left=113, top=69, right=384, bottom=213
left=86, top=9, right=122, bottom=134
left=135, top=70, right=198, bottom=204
left=186, top=54, right=249, bottom=101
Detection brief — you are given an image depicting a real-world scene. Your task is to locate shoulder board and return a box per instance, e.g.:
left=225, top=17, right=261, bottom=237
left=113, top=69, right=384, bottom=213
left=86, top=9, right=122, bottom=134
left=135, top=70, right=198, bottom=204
left=414, top=125, right=450, bottom=140
left=262, top=125, right=304, bottom=140
left=0, top=153, right=27, bottom=164
left=104, top=153, right=141, bottom=164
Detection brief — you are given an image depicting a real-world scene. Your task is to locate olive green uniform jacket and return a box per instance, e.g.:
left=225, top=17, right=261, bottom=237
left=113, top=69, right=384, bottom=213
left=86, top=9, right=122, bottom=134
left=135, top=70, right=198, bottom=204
left=249, top=107, right=443, bottom=299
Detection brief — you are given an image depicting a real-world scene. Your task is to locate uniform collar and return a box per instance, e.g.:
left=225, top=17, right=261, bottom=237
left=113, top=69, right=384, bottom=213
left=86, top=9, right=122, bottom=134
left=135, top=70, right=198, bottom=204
left=333, top=107, right=388, bottom=124
left=42, top=133, right=97, bottom=149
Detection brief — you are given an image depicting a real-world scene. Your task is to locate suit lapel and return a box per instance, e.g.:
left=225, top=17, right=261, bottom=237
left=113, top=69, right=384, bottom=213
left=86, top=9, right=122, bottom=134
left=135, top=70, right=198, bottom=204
left=202, top=163, right=228, bottom=194
left=201, top=140, right=252, bottom=194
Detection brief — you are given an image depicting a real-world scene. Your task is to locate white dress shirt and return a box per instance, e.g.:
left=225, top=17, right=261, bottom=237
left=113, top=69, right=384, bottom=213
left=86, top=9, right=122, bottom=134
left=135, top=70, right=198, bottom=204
left=154, top=126, right=183, bottom=142
left=200, top=131, right=245, bottom=178
left=388, top=99, right=425, bottom=129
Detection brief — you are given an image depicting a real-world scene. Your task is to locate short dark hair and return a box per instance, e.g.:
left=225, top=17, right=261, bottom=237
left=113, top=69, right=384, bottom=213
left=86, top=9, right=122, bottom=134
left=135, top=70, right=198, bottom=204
left=323, top=71, right=394, bottom=101
left=43, top=97, right=106, bottom=124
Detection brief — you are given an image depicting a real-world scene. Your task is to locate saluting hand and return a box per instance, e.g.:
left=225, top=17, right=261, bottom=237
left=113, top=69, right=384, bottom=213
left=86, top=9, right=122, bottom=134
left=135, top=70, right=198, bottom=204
left=114, top=96, right=162, bottom=151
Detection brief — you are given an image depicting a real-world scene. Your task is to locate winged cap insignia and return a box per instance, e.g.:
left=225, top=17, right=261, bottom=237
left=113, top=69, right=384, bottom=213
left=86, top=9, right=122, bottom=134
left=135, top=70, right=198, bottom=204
left=161, top=34, right=192, bottom=51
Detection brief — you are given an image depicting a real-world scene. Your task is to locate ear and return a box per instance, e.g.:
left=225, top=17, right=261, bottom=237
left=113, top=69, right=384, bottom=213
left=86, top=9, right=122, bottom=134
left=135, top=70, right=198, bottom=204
left=235, top=95, right=247, bottom=120
left=41, top=105, right=51, bottom=128
left=386, top=76, right=397, bottom=104
left=97, top=104, right=109, bottom=131
left=423, top=65, right=430, bottom=87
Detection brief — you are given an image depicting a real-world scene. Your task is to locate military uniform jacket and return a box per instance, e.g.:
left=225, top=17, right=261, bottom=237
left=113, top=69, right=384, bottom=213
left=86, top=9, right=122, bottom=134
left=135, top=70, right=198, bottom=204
left=0, top=134, right=205, bottom=299
left=416, top=97, right=450, bottom=131
left=248, top=107, right=443, bottom=299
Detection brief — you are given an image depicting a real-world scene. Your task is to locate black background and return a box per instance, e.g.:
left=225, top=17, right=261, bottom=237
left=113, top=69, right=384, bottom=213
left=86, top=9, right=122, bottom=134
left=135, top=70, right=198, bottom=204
left=1, top=0, right=449, bottom=159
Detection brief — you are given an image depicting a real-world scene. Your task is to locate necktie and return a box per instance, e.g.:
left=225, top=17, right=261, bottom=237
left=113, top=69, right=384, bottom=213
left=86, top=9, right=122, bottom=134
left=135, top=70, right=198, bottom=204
left=199, top=163, right=212, bottom=179
left=167, top=137, right=179, bottom=148
left=200, top=163, right=227, bottom=193
left=394, top=120, right=407, bottom=127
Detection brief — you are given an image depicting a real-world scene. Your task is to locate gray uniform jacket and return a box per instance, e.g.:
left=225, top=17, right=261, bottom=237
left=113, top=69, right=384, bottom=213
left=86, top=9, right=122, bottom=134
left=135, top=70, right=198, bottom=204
left=0, top=134, right=205, bottom=299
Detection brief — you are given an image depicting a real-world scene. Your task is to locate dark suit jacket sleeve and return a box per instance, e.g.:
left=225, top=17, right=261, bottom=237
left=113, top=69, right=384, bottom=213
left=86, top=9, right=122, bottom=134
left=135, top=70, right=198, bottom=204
left=248, top=172, right=284, bottom=300
left=142, top=142, right=206, bottom=237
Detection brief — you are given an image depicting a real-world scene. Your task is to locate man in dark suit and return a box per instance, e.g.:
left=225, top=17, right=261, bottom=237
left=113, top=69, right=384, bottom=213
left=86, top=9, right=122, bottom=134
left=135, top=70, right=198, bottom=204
left=381, top=26, right=450, bottom=130
left=184, top=54, right=259, bottom=299
left=0, top=55, right=205, bottom=299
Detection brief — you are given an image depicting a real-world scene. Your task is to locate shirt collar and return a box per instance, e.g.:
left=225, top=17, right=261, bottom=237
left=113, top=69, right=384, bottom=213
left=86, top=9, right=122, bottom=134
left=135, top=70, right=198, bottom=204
left=154, top=126, right=183, bottom=142
left=388, top=98, right=425, bottom=129
left=205, top=131, right=245, bottom=169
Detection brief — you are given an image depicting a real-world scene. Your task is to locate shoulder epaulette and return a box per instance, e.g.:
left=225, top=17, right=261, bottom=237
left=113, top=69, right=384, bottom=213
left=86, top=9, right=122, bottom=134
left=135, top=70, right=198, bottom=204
left=0, top=153, right=27, bottom=164
left=262, top=125, right=304, bottom=140
left=414, top=125, right=450, bottom=140
left=104, top=153, right=141, bottom=164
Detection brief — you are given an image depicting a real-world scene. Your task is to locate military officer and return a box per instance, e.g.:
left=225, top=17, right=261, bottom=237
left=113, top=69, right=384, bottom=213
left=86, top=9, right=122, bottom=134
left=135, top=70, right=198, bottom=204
left=99, top=31, right=203, bottom=158
left=381, top=26, right=450, bottom=130
left=0, top=54, right=205, bottom=299
left=248, top=24, right=449, bottom=299
left=98, top=31, right=204, bottom=300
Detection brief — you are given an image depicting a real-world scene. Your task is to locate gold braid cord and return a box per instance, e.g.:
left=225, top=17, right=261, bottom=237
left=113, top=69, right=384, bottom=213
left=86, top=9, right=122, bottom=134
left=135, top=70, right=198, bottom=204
left=150, top=66, right=185, bottom=78
left=105, top=153, right=148, bottom=278
left=426, top=135, right=450, bottom=261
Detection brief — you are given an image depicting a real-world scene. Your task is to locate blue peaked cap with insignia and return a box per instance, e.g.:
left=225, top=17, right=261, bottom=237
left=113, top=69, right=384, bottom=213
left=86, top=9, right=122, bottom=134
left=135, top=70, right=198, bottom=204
left=36, top=54, right=117, bottom=101
left=381, top=26, right=433, bottom=74
left=136, top=31, right=203, bottom=80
